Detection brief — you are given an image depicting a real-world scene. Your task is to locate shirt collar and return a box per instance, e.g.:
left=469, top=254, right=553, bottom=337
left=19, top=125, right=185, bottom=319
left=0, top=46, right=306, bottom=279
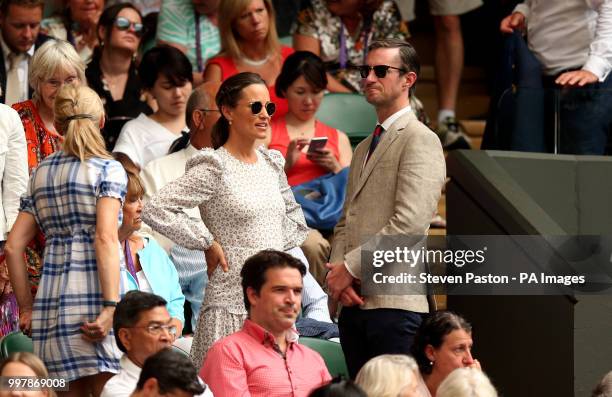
left=243, top=319, right=299, bottom=349
left=379, top=105, right=412, bottom=131
left=122, top=355, right=142, bottom=376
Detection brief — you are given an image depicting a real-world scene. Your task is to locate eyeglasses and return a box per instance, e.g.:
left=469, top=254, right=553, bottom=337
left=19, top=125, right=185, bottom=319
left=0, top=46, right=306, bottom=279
left=114, top=17, right=144, bottom=36
left=44, top=76, right=79, bottom=89
left=357, top=64, right=407, bottom=79
left=129, top=324, right=177, bottom=336
left=196, top=108, right=220, bottom=113
left=249, top=101, right=276, bottom=116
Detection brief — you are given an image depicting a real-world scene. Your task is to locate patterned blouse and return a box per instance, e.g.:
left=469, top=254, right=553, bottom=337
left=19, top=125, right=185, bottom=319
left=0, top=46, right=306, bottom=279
left=294, top=0, right=409, bottom=92
left=12, top=100, right=63, bottom=297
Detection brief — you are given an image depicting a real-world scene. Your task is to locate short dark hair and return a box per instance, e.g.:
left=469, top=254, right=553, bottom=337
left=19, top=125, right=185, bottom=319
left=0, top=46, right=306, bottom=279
left=139, top=45, right=193, bottom=89
left=275, top=51, right=328, bottom=98
left=411, top=311, right=472, bottom=374
left=136, top=348, right=205, bottom=395
left=368, top=38, right=420, bottom=96
left=241, top=250, right=306, bottom=311
left=97, top=3, right=143, bottom=45
left=309, top=377, right=367, bottom=397
left=212, top=72, right=266, bottom=149
left=0, top=0, right=43, bottom=16
left=113, top=291, right=167, bottom=353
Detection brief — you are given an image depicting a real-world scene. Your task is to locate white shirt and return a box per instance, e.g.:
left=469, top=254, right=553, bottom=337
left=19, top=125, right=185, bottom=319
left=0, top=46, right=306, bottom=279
left=0, top=104, right=28, bottom=240
left=0, top=35, right=34, bottom=104
left=113, top=113, right=185, bottom=169
left=515, top=0, right=612, bottom=80
left=101, top=355, right=213, bottom=397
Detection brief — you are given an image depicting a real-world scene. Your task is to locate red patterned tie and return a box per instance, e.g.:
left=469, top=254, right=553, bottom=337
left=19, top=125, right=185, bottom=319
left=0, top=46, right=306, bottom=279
left=366, top=125, right=384, bottom=163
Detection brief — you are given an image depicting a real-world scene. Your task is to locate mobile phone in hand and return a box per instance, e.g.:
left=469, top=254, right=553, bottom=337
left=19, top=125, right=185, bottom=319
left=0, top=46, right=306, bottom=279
left=307, top=137, right=328, bottom=153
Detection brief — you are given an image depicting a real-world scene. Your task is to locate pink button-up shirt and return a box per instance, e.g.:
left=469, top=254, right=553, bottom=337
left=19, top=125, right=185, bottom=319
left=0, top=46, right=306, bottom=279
left=201, top=319, right=332, bottom=397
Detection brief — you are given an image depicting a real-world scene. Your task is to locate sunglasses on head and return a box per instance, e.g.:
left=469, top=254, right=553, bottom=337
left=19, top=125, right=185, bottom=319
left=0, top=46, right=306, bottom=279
left=114, top=17, right=144, bottom=36
left=249, top=101, right=276, bottom=116
left=357, top=64, right=407, bottom=79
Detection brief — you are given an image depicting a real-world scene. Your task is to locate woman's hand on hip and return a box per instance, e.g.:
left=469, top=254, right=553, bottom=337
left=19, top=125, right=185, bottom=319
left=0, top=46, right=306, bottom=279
left=205, top=241, right=229, bottom=278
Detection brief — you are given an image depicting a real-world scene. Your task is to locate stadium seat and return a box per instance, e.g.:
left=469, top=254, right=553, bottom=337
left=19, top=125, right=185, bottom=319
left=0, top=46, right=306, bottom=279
left=279, top=36, right=293, bottom=47
left=315, top=93, right=377, bottom=148
left=0, top=332, right=33, bottom=359
left=299, top=336, right=349, bottom=378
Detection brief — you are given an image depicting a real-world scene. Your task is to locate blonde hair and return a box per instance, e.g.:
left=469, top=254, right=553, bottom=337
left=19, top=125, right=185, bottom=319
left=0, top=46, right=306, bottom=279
left=0, top=352, right=56, bottom=397
left=437, top=368, right=498, bottom=397
left=55, top=85, right=111, bottom=162
left=355, top=355, right=420, bottom=397
left=218, top=0, right=280, bottom=60
left=29, top=39, right=86, bottom=99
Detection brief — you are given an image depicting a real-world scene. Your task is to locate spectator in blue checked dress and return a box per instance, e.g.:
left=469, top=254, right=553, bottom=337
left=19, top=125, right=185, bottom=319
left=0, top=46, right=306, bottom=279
left=6, top=85, right=128, bottom=397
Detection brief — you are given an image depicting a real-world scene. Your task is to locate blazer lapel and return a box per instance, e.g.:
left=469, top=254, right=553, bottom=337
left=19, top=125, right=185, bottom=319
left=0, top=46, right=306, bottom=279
left=351, top=111, right=416, bottom=201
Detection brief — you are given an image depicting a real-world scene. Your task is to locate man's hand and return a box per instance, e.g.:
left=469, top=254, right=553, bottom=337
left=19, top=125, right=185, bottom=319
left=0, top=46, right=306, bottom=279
left=325, top=262, right=354, bottom=300
left=555, top=70, right=599, bottom=87
left=339, top=286, right=364, bottom=307
left=500, top=12, right=526, bottom=34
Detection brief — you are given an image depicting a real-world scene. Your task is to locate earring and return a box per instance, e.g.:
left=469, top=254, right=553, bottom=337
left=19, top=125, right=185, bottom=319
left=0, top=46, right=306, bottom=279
left=430, top=360, right=434, bottom=366
left=228, top=120, right=232, bottom=125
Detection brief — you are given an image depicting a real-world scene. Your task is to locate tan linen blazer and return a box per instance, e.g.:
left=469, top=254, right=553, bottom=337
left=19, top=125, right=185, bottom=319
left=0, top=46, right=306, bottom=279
left=330, top=110, right=446, bottom=312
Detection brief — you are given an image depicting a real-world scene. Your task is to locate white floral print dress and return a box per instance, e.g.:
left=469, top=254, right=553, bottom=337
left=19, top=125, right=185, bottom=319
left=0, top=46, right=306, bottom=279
left=142, top=146, right=309, bottom=368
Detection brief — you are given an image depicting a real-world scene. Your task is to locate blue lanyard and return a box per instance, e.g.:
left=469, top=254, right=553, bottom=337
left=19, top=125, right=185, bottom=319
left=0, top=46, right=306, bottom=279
left=124, top=240, right=140, bottom=287
left=338, top=21, right=370, bottom=69
left=195, top=11, right=204, bottom=73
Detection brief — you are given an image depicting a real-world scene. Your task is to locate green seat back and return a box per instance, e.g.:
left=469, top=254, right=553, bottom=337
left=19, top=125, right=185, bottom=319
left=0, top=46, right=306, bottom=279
left=279, top=36, right=293, bottom=47
left=0, top=332, right=33, bottom=359
left=315, top=93, right=377, bottom=148
left=299, top=336, right=349, bottom=378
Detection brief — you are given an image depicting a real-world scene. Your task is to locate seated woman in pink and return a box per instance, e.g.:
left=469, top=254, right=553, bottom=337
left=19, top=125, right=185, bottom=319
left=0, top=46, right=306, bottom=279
left=203, top=0, right=292, bottom=119
left=266, top=51, right=352, bottom=187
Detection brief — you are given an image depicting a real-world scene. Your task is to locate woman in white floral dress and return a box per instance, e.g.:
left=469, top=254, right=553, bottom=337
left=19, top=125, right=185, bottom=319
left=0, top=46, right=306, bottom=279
left=142, top=72, right=309, bottom=368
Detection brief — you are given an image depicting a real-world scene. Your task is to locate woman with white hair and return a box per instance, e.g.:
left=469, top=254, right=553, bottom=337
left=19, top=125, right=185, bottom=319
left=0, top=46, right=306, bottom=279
left=11, top=39, right=86, bottom=303
left=355, top=354, right=422, bottom=397
left=7, top=85, right=127, bottom=396
left=436, top=368, right=498, bottom=397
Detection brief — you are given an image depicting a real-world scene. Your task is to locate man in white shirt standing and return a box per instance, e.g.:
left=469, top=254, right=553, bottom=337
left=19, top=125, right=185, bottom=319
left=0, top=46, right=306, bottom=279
left=0, top=0, right=47, bottom=105
left=101, top=291, right=213, bottom=397
left=501, top=0, right=612, bottom=154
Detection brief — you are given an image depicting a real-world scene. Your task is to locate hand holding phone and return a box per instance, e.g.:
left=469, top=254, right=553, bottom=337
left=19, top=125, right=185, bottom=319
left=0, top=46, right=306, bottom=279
left=307, top=137, right=328, bottom=153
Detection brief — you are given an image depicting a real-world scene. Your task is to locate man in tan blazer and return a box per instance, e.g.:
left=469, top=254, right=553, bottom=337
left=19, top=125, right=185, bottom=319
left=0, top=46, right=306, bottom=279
left=326, top=38, right=446, bottom=378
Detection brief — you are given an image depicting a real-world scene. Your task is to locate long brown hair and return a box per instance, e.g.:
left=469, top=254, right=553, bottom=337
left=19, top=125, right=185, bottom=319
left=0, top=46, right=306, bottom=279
left=212, top=72, right=267, bottom=149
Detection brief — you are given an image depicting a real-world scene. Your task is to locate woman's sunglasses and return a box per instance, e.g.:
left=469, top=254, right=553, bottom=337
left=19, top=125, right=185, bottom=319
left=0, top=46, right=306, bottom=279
left=249, top=101, right=276, bottom=116
left=114, top=17, right=144, bottom=36
left=357, top=64, right=407, bottom=79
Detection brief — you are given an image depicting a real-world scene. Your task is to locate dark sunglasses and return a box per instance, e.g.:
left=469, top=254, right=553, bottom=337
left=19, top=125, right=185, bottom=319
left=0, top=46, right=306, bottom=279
left=249, top=101, right=276, bottom=116
left=357, top=64, right=407, bottom=79
left=114, top=17, right=144, bottom=36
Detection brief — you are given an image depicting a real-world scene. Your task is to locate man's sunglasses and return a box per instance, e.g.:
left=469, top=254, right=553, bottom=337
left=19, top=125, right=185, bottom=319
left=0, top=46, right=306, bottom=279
left=249, top=101, right=276, bottom=116
left=114, top=17, right=144, bottom=36
left=357, top=64, right=407, bottom=79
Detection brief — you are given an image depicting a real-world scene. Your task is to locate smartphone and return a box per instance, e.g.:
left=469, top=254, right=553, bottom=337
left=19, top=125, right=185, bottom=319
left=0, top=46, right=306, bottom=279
left=307, top=137, right=328, bottom=153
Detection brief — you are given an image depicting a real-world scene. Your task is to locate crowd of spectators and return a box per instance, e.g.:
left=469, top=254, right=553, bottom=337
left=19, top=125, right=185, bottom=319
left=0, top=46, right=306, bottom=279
left=0, top=0, right=610, bottom=396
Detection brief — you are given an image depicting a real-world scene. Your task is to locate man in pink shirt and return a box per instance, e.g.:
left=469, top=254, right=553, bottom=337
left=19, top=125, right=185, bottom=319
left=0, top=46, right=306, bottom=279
left=201, top=250, right=332, bottom=397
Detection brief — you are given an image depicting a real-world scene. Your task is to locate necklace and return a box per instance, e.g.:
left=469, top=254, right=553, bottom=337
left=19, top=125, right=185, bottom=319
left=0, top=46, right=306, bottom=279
left=239, top=53, right=270, bottom=67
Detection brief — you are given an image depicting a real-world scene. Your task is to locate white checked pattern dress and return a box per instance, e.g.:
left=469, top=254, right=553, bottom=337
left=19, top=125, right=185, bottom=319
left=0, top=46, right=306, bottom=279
left=142, top=147, right=309, bottom=368
left=20, top=152, right=127, bottom=381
